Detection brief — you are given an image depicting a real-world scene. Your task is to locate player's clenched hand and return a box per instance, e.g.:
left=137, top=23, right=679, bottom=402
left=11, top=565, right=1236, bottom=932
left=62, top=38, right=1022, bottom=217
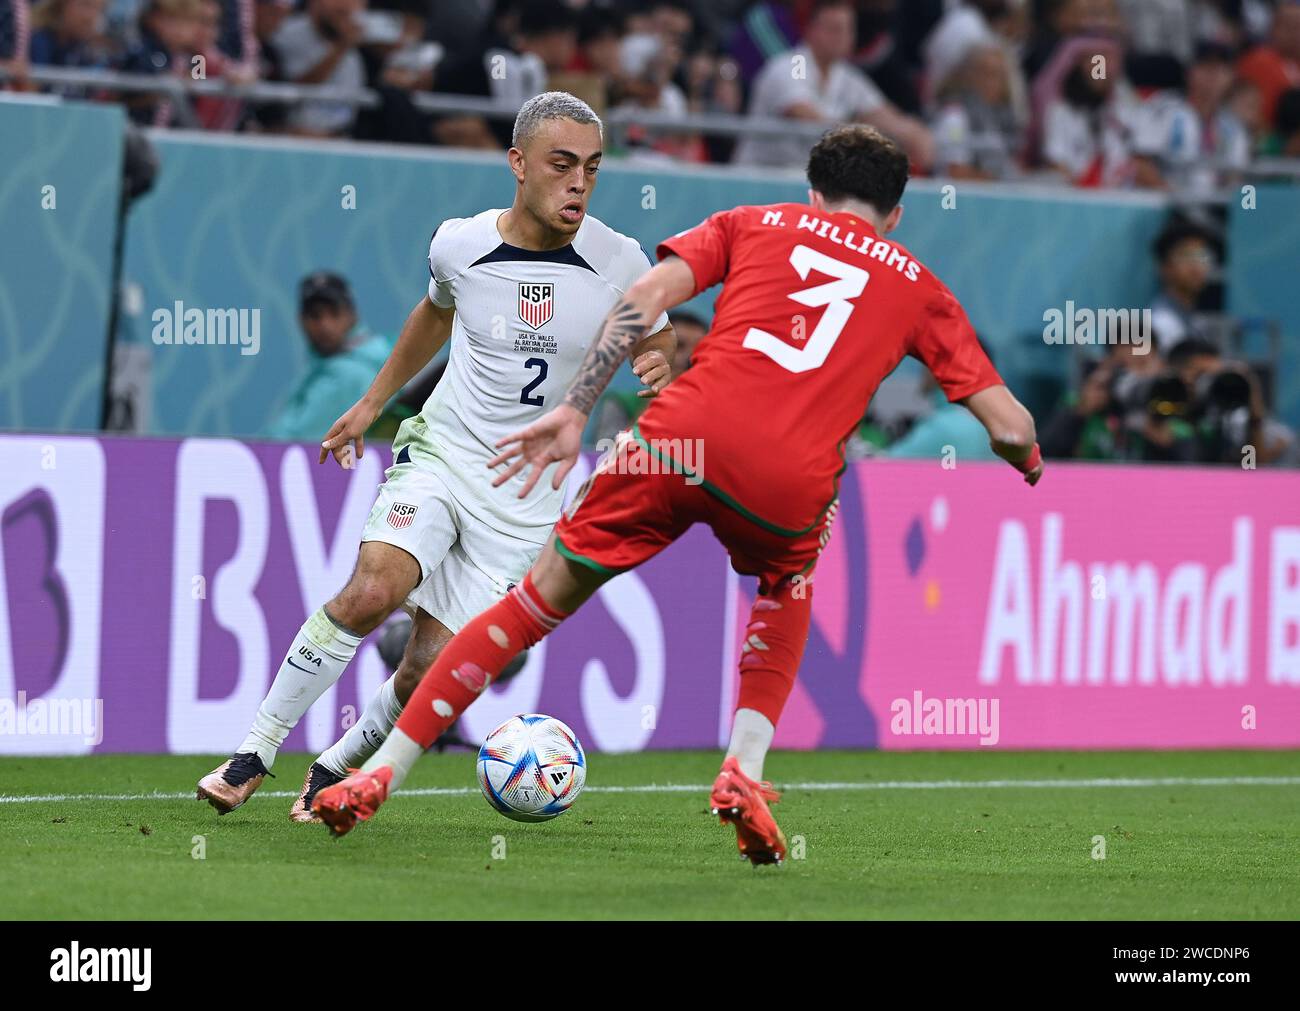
left=318, top=400, right=377, bottom=467
left=632, top=350, right=670, bottom=398
left=489, top=405, right=586, bottom=498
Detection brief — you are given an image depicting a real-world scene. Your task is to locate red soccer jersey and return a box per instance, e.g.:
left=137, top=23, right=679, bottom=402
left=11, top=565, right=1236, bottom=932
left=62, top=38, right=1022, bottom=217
left=636, top=202, right=1002, bottom=536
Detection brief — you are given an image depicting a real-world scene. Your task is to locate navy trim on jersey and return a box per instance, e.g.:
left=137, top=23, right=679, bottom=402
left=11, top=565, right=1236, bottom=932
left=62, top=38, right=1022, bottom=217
left=468, top=242, right=597, bottom=273
left=428, top=222, right=445, bottom=279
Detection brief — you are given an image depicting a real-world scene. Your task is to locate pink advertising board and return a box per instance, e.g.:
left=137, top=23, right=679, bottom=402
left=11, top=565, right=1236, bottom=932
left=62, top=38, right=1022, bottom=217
left=767, top=460, right=1300, bottom=751
left=2, top=434, right=1297, bottom=754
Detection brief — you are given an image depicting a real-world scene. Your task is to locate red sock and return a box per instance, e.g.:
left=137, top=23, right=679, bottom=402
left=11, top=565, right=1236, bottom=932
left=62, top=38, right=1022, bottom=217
left=735, top=577, right=812, bottom=726
left=395, top=574, right=567, bottom=748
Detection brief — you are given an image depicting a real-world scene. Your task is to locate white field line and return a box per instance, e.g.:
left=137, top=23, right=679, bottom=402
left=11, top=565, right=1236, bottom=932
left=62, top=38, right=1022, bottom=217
left=1, top=776, right=1298, bottom=805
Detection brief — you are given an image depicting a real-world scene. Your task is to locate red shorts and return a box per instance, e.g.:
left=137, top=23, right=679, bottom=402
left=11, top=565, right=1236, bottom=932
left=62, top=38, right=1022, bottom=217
left=554, top=431, right=837, bottom=593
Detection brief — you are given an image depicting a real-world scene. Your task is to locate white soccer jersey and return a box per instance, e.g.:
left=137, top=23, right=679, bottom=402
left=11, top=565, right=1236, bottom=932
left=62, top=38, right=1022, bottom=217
left=420, top=208, right=668, bottom=535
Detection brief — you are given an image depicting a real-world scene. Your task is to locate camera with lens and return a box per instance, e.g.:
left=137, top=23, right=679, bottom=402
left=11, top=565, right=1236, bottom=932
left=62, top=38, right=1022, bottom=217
left=1190, top=367, right=1254, bottom=463
left=1108, top=369, right=1190, bottom=423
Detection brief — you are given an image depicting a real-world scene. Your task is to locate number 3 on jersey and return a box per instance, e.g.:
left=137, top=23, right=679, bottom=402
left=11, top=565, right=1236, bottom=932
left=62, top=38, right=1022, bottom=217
left=743, top=245, right=869, bottom=373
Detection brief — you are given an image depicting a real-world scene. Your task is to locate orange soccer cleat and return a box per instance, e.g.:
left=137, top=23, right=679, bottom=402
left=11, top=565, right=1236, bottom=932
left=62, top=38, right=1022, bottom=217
left=710, top=756, right=787, bottom=866
left=311, top=765, right=394, bottom=838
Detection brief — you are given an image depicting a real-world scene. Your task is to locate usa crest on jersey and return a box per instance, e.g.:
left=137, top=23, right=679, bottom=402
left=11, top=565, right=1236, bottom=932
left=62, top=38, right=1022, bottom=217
left=518, top=282, right=554, bottom=330
left=387, top=502, right=418, bottom=529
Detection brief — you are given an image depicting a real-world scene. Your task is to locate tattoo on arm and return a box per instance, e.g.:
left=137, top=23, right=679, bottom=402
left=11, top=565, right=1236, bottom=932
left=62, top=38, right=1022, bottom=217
left=564, top=299, right=650, bottom=415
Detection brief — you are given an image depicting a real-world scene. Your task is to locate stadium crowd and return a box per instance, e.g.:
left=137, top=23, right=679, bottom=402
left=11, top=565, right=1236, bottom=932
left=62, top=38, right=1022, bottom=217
left=5, top=0, right=1294, bottom=467
left=2, top=0, right=1299, bottom=192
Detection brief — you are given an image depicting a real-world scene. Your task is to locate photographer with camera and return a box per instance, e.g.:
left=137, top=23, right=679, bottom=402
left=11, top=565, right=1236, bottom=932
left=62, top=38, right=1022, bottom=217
left=1167, top=338, right=1299, bottom=467
left=1041, top=339, right=1198, bottom=463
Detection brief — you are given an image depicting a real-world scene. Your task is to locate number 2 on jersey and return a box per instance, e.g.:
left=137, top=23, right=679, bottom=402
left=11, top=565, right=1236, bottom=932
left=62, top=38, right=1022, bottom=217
left=520, top=357, right=548, bottom=405
left=743, top=245, right=869, bottom=373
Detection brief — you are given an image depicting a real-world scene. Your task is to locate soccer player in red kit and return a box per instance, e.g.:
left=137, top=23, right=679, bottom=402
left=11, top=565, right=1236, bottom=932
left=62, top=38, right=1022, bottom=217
left=315, top=125, right=1044, bottom=863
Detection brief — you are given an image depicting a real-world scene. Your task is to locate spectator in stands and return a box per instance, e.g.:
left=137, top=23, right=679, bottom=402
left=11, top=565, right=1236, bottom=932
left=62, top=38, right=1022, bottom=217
left=1039, top=37, right=1141, bottom=186
left=1023, top=0, right=1122, bottom=82
left=1236, top=0, right=1300, bottom=127
left=433, top=0, right=577, bottom=149
left=1228, top=75, right=1267, bottom=155
left=648, top=0, right=692, bottom=51
left=854, top=0, right=925, bottom=115
left=1148, top=218, right=1217, bottom=352
left=1132, top=41, right=1250, bottom=193
left=615, top=6, right=710, bottom=162
left=1, top=0, right=32, bottom=88
left=265, top=271, right=394, bottom=441
left=569, top=4, right=622, bottom=101
left=214, top=0, right=255, bottom=70
left=105, top=0, right=146, bottom=52
left=683, top=40, right=743, bottom=117
left=28, top=0, right=108, bottom=98
left=29, top=0, right=105, bottom=64
left=367, top=0, right=445, bottom=94
left=1263, top=85, right=1300, bottom=154
left=244, top=0, right=290, bottom=131
left=734, top=0, right=933, bottom=169
left=346, top=0, right=447, bottom=144
left=192, top=0, right=253, bottom=129
left=119, top=0, right=203, bottom=126
left=1116, top=0, right=1196, bottom=68
left=1210, top=0, right=1276, bottom=49
left=422, top=0, right=485, bottom=55
left=271, top=0, right=367, bottom=137
left=924, top=0, right=1011, bottom=102
left=931, top=42, right=1021, bottom=178
left=923, top=0, right=1028, bottom=122
left=618, top=13, right=688, bottom=117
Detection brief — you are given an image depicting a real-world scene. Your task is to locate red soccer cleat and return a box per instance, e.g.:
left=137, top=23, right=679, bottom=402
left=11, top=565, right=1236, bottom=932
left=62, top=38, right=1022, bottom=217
left=710, top=756, right=787, bottom=866
left=311, top=765, right=394, bottom=838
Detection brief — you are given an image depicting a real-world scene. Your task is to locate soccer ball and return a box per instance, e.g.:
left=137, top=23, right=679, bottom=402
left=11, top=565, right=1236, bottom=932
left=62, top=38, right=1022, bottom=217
left=476, top=714, right=587, bottom=822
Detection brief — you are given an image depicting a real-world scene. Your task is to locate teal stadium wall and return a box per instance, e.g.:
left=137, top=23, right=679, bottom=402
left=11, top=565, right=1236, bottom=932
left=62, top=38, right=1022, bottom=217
left=0, top=100, right=123, bottom=432
left=5, top=101, right=1292, bottom=437
left=1226, top=184, right=1300, bottom=428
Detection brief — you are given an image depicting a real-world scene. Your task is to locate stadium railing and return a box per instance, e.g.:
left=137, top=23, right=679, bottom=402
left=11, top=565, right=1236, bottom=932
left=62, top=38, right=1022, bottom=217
left=6, top=64, right=1300, bottom=181
left=0, top=65, right=828, bottom=146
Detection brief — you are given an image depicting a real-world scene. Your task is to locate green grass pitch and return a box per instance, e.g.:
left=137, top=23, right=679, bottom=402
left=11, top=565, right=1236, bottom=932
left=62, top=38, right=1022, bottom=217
left=1, top=750, right=1296, bottom=920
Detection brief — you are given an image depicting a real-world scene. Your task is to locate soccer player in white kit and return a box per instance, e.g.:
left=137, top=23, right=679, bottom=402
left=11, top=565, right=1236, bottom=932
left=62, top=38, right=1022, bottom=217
left=196, top=92, right=675, bottom=820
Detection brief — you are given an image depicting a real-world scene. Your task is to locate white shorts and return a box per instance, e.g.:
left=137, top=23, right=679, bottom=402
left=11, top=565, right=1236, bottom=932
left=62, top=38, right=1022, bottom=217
left=360, top=453, right=546, bottom=633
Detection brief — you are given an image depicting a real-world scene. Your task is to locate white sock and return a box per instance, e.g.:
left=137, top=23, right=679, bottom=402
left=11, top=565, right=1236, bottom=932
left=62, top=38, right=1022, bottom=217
left=361, top=727, right=423, bottom=793
left=238, top=607, right=363, bottom=769
left=726, top=707, right=775, bottom=781
left=316, top=674, right=405, bottom=777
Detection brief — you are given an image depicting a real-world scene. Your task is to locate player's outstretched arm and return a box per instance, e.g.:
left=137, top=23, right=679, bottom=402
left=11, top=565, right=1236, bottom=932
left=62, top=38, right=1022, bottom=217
left=960, top=385, right=1044, bottom=486
left=490, top=257, right=696, bottom=497
left=318, top=297, right=455, bottom=467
